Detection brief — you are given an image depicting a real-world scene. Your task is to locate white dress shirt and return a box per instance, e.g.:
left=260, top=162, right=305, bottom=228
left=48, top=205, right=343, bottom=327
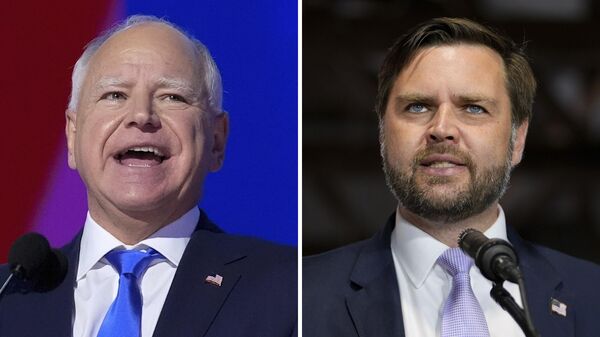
left=73, top=208, right=199, bottom=337
left=390, top=206, right=525, bottom=337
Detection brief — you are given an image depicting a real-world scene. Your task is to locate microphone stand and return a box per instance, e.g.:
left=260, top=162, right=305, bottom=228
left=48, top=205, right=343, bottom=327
left=0, top=274, right=14, bottom=297
left=0, top=265, right=20, bottom=298
left=490, top=280, right=540, bottom=337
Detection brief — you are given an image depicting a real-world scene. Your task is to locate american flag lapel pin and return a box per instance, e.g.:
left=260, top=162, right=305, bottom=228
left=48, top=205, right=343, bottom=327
left=550, top=298, right=567, bottom=317
left=205, top=274, right=223, bottom=287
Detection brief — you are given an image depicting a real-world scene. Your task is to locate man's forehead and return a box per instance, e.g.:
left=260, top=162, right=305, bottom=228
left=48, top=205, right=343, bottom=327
left=102, top=22, right=192, bottom=51
left=88, top=23, right=197, bottom=68
left=89, top=57, right=197, bottom=77
left=386, top=44, right=510, bottom=108
left=83, top=28, right=200, bottom=89
left=402, top=44, right=506, bottom=84
left=92, top=74, right=197, bottom=90
left=395, top=44, right=506, bottom=87
left=406, top=44, right=503, bottom=68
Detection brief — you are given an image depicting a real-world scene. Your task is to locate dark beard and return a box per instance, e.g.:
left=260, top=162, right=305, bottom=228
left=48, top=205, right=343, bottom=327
left=382, top=143, right=513, bottom=223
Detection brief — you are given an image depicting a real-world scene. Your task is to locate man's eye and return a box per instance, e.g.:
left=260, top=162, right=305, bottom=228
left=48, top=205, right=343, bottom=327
left=100, top=92, right=126, bottom=101
left=165, top=94, right=187, bottom=103
left=406, top=103, right=428, bottom=113
left=465, top=105, right=486, bottom=114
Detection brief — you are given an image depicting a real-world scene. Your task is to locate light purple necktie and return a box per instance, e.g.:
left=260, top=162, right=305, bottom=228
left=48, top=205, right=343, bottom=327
left=438, top=248, right=490, bottom=337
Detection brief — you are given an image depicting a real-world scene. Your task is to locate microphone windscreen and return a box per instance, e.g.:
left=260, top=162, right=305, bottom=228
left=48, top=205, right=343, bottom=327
left=8, top=233, right=51, bottom=280
left=7, top=233, right=68, bottom=292
left=458, top=228, right=488, bottom=259
left=458, top=228, right=520, bottom=283
left=37, top=248, right=68, bottom=292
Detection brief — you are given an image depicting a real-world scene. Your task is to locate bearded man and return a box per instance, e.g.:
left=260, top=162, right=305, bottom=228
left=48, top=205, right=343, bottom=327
left=303, top=17, right=600, bottom=337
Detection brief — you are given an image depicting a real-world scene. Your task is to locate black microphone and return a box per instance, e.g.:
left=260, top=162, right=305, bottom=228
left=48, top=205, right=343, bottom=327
left=458, top=228, right=521, bottom=283
left=1, top=233, right=68, bottom=295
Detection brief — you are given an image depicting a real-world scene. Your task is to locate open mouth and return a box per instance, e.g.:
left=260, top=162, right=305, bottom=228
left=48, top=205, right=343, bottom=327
left=114, top=146, right=169, bottom=167
left=421, top=161, right=462, bottom=168
left=419, top=155, right=466, bottom=169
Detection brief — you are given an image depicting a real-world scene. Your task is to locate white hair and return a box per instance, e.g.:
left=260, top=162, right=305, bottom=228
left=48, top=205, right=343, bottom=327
left=68, top=15, right=223, bottom=114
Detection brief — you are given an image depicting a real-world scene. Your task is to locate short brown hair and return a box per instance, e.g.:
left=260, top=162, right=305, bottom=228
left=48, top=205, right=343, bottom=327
left=375, top=17, right=536, bottom=126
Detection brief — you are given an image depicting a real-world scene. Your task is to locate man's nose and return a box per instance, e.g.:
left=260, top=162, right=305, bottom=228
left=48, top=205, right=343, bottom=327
left=426, top=105, right=459, bottom=145
left=125, top=97, right=161, bottom=131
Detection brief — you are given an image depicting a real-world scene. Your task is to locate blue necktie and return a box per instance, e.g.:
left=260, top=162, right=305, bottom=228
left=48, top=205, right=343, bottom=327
left=438, top=248, right=490, bottom=337
left=97, top=249, right=160, bottom=337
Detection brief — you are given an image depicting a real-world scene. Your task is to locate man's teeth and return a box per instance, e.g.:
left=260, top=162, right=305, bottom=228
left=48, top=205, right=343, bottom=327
left=429, top=161, right=457, bottom=168
left=126, top=146, right=164, bottom=157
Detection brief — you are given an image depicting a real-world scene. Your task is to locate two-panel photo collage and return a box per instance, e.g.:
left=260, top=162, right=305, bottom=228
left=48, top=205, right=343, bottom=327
left=1, top=1, right=600, bottom=336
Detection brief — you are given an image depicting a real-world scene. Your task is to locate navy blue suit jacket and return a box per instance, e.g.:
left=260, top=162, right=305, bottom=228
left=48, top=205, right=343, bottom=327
left=0, top=211, right=297, bottom=337
left=303, top=213, right=600, bottom=336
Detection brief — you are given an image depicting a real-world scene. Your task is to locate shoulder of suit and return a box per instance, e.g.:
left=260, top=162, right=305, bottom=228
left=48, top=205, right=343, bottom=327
left=197, top=230, right=297, bottom=266
left=303, top=237, right=374, bottom=287
left=528, top=242, right=600, bottom=278
left=305, top=237, right=370, bottom=265
left=518, top=239, right=600, bottom=304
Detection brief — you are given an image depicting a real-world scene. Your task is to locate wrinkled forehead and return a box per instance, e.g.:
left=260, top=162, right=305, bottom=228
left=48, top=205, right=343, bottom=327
left=404, top=43, right=506, bottom=74
left=84, top=23, right=203, bottom=89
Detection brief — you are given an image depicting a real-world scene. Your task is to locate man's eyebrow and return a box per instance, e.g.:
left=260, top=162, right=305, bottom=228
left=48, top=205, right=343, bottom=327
left=393, top=93, right=499, bottom=106
left=394, top=93, right=436, bottom=105
left=94, top=77, right=130, bottom=89
left=456, top=94, right=498, bottom=106
left=156, top=77, right=197, bottom=93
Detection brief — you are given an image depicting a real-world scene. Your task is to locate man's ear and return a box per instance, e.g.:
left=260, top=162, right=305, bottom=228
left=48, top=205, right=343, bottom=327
left=65, top=109, right=77, bottom=169
left=511, top=121, right=529, bottom=167
left=209, top=112, right=229, bottom=172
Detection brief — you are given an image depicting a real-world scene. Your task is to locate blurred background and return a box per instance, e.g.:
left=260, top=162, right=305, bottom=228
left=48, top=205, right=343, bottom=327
left=1, top=0, right=297, bottom=262
left=303, top=0, right=600, bottom=263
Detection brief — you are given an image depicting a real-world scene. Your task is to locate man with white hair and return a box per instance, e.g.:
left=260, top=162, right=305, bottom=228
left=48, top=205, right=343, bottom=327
left=0, top=15, right=296, bottom=337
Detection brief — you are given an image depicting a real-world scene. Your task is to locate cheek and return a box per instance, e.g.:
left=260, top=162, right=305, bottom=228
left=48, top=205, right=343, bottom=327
left=179, top=122, right=214, bottom=185
left=383, top=120, right=422, bottom=164
left=171, top=115, right=211, bottom=161
left=465, top=126, right=511, bottom=164
left=75, top=114, right=120, bottom=166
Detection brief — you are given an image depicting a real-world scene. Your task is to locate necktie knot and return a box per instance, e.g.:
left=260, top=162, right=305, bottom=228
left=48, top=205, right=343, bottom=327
left=437, top=247, right=473, bottom=277
left=105, top=248, right=160, bottom=278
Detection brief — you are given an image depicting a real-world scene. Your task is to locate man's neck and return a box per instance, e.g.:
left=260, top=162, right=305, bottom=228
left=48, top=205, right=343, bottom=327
left=88, top=203, right=193, bottom=245
left=398, top=203, right=500, bottom=247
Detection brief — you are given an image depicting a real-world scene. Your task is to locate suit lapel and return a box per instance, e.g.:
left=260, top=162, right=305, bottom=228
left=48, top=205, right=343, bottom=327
left=153, top=214, right=244, bottom=337
left=346, top=215, right=405, bottom=337
left=508, top=227, right=575, bottom=337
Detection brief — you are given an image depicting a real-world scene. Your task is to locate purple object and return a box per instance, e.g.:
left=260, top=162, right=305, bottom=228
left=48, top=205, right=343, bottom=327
left=438, top=248, right=490, bottom=337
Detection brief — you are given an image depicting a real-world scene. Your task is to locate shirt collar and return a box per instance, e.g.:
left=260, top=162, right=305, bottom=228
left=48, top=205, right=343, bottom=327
left=77, top=207, right=199, bottom=281
left=390, top=205, right=509, bottom=289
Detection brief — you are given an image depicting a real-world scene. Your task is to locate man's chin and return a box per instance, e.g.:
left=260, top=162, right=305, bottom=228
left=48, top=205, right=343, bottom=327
left=105, top=191, right=175, bottom=215
left=414, top=170, right=469, bottom=186
left=415, top=179, right=469, bottom=200
left=403, top=202, right=471, bottom=224
left=399, top=186, right=475, bottom=223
